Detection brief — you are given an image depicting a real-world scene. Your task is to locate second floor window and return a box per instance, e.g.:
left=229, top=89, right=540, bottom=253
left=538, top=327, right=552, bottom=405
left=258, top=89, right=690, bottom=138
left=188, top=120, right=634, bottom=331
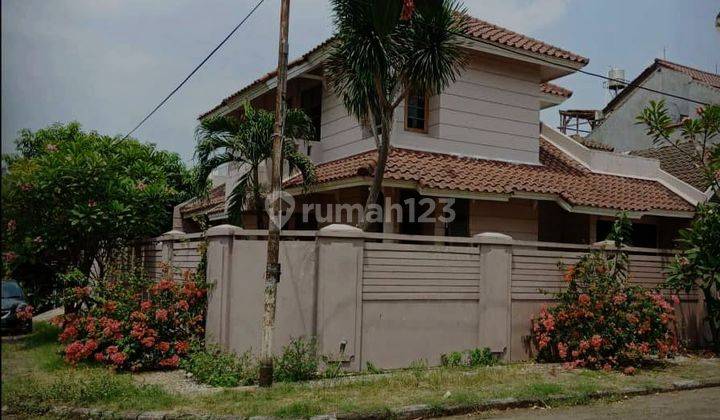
left=300, top=85, right=322, bottom=141
left=405, top=90, right=428, bottom=133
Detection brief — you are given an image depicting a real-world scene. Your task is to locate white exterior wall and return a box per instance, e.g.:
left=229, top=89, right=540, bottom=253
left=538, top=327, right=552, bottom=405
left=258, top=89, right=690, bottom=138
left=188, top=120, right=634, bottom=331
left=318, top=52, right=543, bottom=165
left=589, top=68, right=720, bottom=152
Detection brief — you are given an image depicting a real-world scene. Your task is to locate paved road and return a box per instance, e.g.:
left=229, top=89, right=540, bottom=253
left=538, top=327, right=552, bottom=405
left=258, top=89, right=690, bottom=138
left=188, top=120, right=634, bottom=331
left=441, top=387, right=720, bottom=419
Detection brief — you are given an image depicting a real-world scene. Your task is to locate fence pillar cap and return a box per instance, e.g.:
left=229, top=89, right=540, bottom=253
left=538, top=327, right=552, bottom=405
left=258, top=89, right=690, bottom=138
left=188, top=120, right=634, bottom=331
left=159, top=229, right=185, bottom=240
left=474, top=232, right=513, bottom=245
left=317, top=224, right=364, bottom=238
left=592, top=239, right=618, bottom=249
left=206, top=224, right=242, bottom=237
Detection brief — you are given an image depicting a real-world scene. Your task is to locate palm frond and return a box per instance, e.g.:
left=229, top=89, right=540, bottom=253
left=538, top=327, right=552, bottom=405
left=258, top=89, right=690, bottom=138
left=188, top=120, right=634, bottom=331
left=226, top=170, right=252, bottom=225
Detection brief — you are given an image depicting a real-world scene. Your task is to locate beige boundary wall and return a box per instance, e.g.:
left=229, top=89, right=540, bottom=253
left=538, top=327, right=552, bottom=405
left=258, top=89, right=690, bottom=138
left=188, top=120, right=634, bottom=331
left=142, top=224, right=704, bottom=370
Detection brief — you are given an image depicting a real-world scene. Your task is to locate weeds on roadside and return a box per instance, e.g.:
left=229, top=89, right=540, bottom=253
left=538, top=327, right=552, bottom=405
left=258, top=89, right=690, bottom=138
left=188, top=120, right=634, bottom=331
left=440, top=347, right=498, bottom=368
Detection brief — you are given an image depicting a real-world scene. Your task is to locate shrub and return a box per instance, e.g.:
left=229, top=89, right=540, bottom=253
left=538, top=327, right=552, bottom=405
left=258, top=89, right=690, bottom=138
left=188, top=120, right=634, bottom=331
left=273, top=336, right=318, bottom=382
left=468, top=347, right=497, bottom=367
left=665, top=203, right=720, bottom=352
left=181, top=343, right=257, bottom=387
left=52, top=266, right=207, bottom=371
left=531, top=249, right=679, bottom=371
left=440, top=348, right=497, bottom=368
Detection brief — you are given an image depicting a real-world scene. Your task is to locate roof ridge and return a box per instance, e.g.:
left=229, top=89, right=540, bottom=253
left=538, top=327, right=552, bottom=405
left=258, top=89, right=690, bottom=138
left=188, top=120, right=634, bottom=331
left=655, top=58, right=720, bottom=78
left=200, top=14, right=588, bottom=119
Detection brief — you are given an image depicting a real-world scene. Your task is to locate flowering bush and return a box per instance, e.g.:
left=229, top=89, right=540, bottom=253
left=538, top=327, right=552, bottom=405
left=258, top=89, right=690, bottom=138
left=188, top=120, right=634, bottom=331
left=52, top=266, right=206, bottom=371
left=531, top=250, right=679, bottom=372
left=15, top=305, right=34, bottom=321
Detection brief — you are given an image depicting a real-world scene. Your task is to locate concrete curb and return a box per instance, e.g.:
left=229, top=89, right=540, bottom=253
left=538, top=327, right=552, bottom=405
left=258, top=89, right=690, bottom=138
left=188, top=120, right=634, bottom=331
left=24, top=378, right=720, bottom=419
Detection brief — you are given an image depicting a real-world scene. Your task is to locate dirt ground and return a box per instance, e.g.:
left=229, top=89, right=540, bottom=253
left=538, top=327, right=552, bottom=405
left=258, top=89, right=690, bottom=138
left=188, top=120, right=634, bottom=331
left=445, top=387, right=720, bottom=419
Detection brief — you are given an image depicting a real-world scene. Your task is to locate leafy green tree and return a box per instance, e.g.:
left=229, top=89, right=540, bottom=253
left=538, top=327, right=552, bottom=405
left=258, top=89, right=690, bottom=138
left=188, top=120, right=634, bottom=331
left=325, top=0, right=470, bottom=230
left=637, top=101, right=720, bottom=351
left=636, top=101, right=719, bottom=196
left=665, top=204, right=720, bottom=351
left=194, top=103, right=316, bottom=227
left=1, top=122, right=194, bottom=306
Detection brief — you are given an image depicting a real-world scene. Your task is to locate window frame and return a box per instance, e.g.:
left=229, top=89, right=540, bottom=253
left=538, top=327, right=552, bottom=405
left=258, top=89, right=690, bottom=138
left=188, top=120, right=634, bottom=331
left=404, top=90, right=429, bottom=134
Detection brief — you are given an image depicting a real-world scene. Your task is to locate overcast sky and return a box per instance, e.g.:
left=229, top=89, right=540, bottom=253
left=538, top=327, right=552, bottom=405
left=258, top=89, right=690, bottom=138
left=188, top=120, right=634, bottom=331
left=2, top=0, right=719, bottom=162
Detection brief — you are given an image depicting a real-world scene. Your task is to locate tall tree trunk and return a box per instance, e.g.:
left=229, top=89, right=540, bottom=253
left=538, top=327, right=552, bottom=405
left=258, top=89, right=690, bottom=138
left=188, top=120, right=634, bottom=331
left=252, top=167, right=264, bottom=229
left=360, top=113, right=392, bottom=231
left=259, top=0, right=290, bottom=388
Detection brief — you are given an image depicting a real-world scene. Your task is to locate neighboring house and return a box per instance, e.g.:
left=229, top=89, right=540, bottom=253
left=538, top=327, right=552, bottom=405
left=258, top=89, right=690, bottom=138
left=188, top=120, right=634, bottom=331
left=588, top=59, right=720, bottom=152
left=630, top=142, right=717, bottom=200
left=177, top=16, right=707, bottom=248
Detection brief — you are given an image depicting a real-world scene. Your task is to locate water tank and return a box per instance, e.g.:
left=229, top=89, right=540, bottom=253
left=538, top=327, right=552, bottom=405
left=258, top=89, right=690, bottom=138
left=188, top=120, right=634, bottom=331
left=607, top=68, right=626, bottom=91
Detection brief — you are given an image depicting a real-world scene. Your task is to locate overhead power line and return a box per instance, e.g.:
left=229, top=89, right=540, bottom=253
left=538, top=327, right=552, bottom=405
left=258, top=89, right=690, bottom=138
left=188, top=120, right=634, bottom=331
left=453, top=31, right=712, bottom=107
left=122, top=0, right=266, bottom=140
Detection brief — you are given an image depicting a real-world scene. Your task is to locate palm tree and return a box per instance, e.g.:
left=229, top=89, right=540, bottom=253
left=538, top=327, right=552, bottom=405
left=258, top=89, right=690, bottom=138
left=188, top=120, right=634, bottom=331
left=194, top=102, right=316, bottom=227
left=325, top=0, right=470, bottom=230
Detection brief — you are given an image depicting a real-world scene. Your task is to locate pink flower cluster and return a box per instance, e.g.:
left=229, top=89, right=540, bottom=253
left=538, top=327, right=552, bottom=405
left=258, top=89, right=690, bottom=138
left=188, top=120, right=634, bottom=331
left=55, top=268, right=206, bottom=371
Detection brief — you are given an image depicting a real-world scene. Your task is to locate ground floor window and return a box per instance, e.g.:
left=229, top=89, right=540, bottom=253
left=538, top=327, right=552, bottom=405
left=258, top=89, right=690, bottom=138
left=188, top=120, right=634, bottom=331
left=596, top=220, right=658, bottom=248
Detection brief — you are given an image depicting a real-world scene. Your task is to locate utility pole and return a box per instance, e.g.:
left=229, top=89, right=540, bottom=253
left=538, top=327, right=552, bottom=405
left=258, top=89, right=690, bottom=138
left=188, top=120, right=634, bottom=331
left=258, top=0, right=290, bottom=388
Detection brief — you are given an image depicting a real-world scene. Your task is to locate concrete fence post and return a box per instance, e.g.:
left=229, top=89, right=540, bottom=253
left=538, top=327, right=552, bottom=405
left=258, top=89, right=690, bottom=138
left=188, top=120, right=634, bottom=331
left=204, top=224, right=242, bottom=347
left=316, top=224, right=365, bottom=371
left=475, top=232, right=513, bottom=359
left=159, top=229, right=185, bottom=275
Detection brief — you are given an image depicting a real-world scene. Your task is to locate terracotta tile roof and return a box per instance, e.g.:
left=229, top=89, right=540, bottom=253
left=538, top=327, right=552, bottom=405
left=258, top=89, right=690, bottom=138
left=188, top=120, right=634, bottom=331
left=285, top=141, right=694, bottom=213
left=200, top=16, right=587, bottom=119
left=541, top=82, right=572, bottom=98
left=655, top=59, right=720, bottom=89
left=569, top=134, right=614, bottom=152
left=465, top=16, right=588, bottom=65
left=630, top=142, right=709, bottom=191
left=198, top=38, right=334, bottom=119
left=180, top=184, right=226, bottom=215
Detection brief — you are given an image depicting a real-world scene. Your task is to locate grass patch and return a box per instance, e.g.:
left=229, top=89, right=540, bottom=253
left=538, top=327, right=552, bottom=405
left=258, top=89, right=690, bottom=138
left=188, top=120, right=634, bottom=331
left=3, top=324, right=720, bottom=418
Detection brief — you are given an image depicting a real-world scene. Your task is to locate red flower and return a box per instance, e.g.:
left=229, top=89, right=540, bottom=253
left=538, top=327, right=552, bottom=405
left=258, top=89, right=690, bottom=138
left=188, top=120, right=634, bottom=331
left=110, top=352, right=127, bottom=366
left=557, top=342, right=568, bottom=359
left=154, top=309, right=168, bottom=322
left=590, top=335, right=603, bottom=349
left=159, top=355, right=180, bottom=368
left=15, top=305, right=34, bottom=321
left=94, top=352, right=105, bottom=362
left=141, top=336, right=156, bottom=348
left=156, top=341, right=171, bottom=353
left=140, top=301, right=152, bottom=311
left=103, top=301, right=118, bottom=313
left=400, top=0, right=415, bottom=20
left=578, top=294, right=591, bottom=306
left=174, top=341, right=189, bottom=354
left=176, top=300, right=189, bottom=311
left=59, top=325, right=79, bottom=343
left=106, top=345, right=119, bottom=355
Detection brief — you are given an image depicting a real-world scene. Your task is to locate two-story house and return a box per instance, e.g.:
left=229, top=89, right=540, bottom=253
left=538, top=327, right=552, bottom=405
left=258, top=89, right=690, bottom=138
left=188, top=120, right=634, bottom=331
left=177, top=17, right=706, bottom=248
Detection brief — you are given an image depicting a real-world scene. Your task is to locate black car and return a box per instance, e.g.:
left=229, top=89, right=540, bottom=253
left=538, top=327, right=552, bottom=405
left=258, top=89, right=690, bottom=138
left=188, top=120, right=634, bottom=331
left=1, top=280, right=33, bottom=334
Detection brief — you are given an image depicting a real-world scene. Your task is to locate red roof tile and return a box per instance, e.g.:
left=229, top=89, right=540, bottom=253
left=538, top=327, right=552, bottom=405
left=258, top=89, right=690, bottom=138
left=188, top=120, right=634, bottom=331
left=630, top=142, right=710, bottom=191
left=465, top=16, right=588, bottom=65
left=199, top=16, right=587, bottom=119
left=541, top=82, right=572, bottom=98
left=285, top=141, right=693, bottom=213
left=180, top=184, right=226, bottom=215
left=655, top=59, right=720, bottom=89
